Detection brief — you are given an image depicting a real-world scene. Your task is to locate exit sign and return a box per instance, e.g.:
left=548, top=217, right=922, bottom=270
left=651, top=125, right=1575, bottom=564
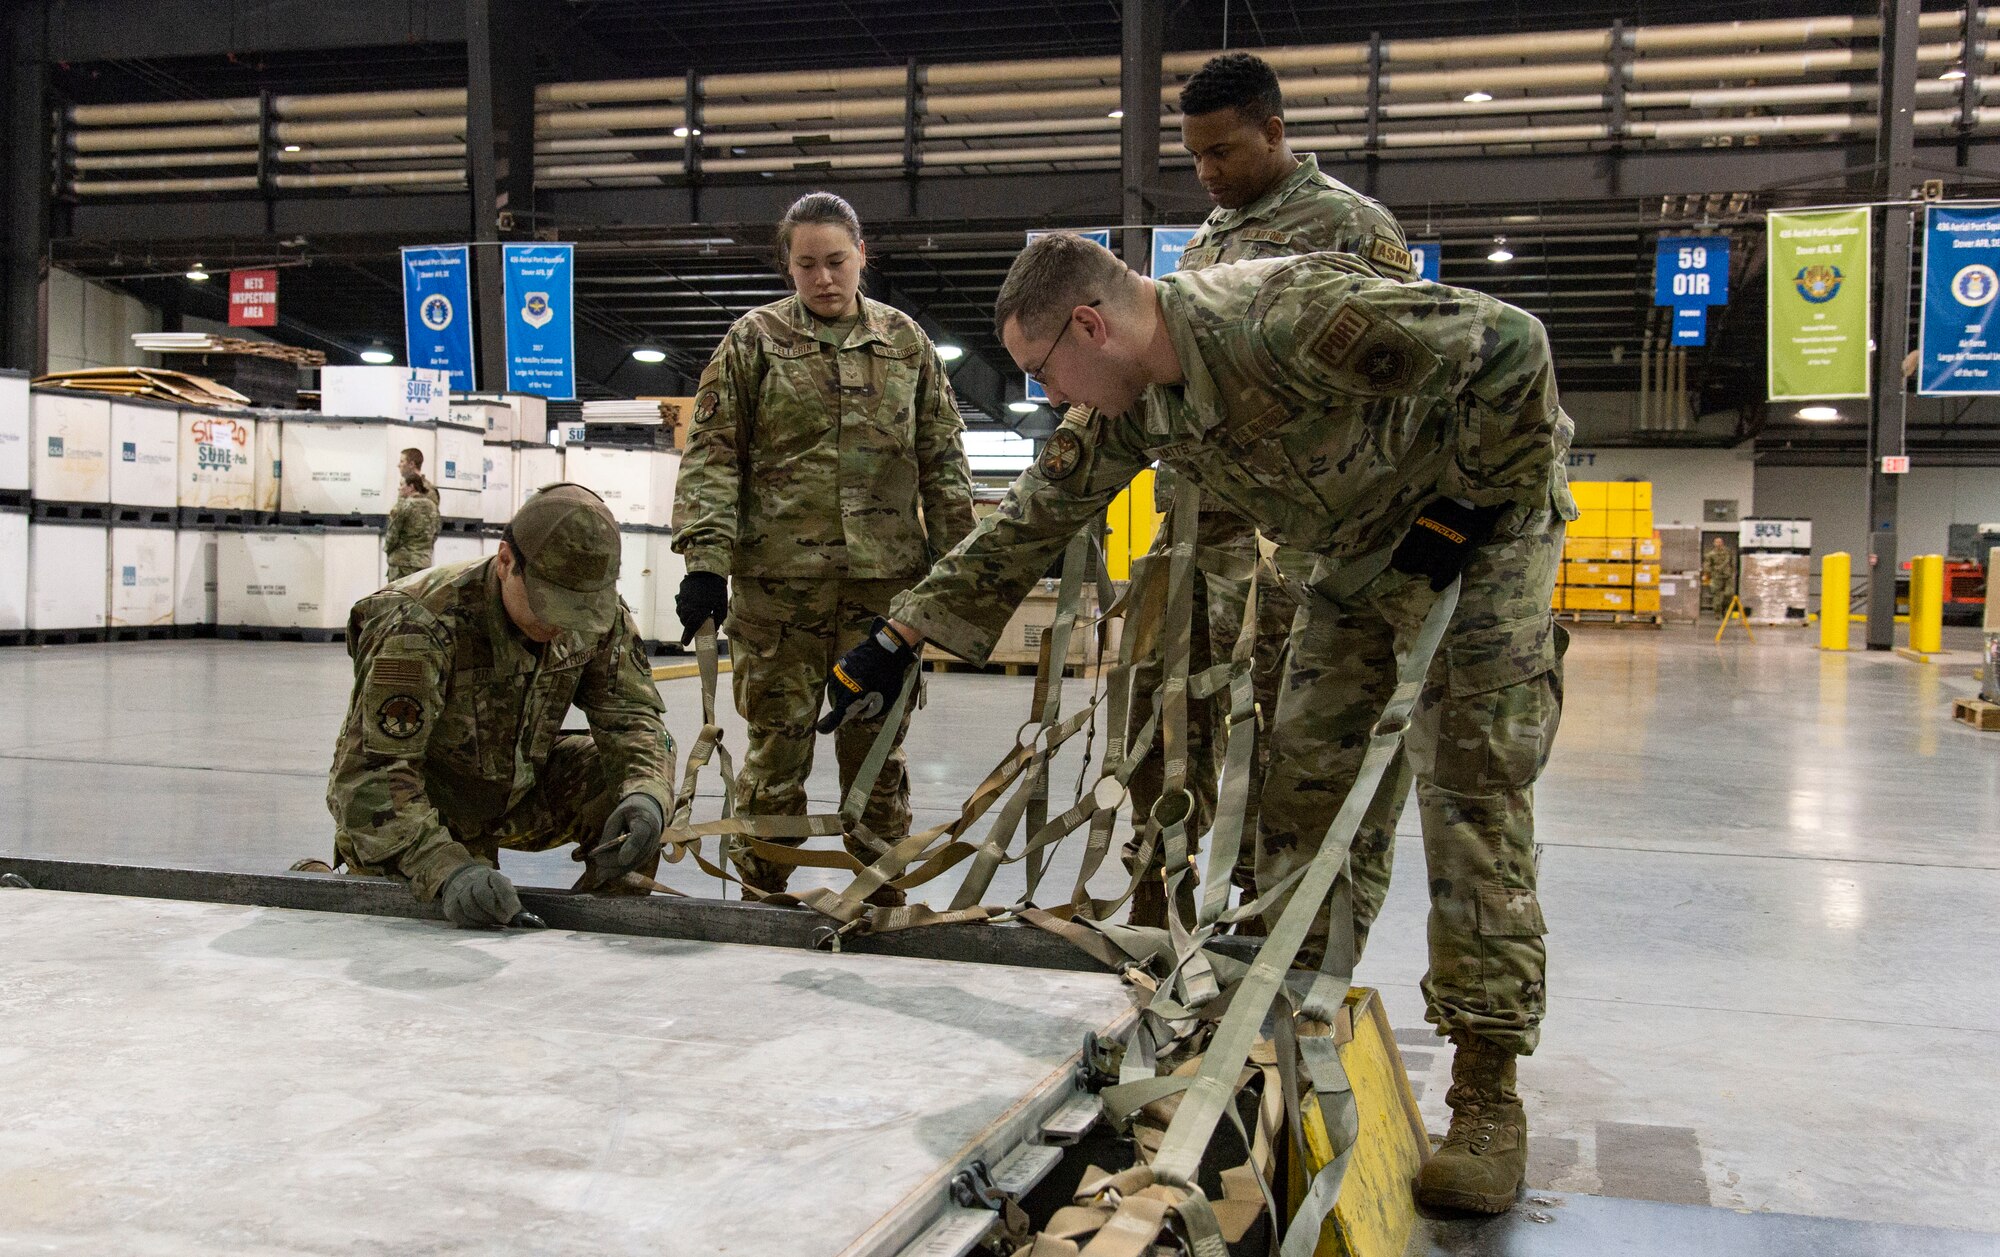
left=1880, top=455, right=1911, bottom=474
left=229, top=269, right=277, bottom=327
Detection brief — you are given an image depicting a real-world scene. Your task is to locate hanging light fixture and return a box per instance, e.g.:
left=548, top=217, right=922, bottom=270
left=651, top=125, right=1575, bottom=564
left=935, top=343, right=965, bottom=362
left=359, top=342, right=395, bottom=365
left=1487, top=236, right=1514, bottom=262
left=1463, top=90, right=1494, bottom=103
left=184, top=263, right=211, bottom=281
left=1007, top=400, right=1041, bottom=414
left=1796, top=405, right=1841, bottom=421
left=630, top=346, right=667, bottom=364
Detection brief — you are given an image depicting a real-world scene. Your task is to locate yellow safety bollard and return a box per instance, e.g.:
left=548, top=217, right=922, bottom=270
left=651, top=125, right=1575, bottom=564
left=1911, top=553, right=1946, bottom=656
left=1820, top=552, right=1851, bottom=651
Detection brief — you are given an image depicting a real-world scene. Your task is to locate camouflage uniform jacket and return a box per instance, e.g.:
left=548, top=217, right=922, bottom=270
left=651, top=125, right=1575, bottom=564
left=326, top=557, right=674, bottom=899
left=1179, top=153, right=1413, bottom=275
left=672, top=294, right=977, bottom=580
left=383, top=493, right=440, bottom=573
left=891, top=254, right=1578, bottom=661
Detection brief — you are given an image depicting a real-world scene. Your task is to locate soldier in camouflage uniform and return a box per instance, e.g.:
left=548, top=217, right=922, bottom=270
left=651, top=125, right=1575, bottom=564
left=325, top=484, right=675, bottom=929
left=383, top=472, right=441, bottom=580
left=826, top=234, right=1574, bottom=1214
left=671, top=192, right=976, bottom=902
left=1703, top=534, right=1737, bottom=614
left=1125, top=52, right=1420, bottom=929
left=400, top=447, right=441, bottom=506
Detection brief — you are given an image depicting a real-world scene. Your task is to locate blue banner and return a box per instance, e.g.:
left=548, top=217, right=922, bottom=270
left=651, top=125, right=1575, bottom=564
left=1919, top=204, right=2000, bottom=395
left=1655, top=236, right=1729, bottom=307
left=1409, top=242, right=1441, bottom=282
left=1025, top=228, right=1113, bottom=404
left=401, top=246, right=475, bottom=391
left=1151, top=227, right=1198, bottom=277
left=1672, top=306, right=1707, bottom=347
left=502, top=243, right=576, bottom=399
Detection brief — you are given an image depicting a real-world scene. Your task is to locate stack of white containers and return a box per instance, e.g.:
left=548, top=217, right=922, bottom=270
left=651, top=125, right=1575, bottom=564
left=562, top=434, right=685, bottom=649
left=105, top=399, right=181, bottom=638
left=26, top=389, right=112, bottom=641
left=0, top=371, right=28, bottom=643
left=175, top=406, right=265, bottom=637
left=454, top=392, right=554, bottom=530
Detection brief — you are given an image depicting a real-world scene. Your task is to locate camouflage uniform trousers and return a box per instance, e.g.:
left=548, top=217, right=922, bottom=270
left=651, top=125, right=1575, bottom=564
left=1124, top=509, right=1414, bottom=923
left=725, top=576, right=916, bottom=894
left=333, top=734, right=659, bottom=892
left=1256, top=508, right=1567, bottom=1057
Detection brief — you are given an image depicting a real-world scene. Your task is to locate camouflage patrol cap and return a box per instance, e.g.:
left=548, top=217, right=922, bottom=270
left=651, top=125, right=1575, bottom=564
left=505, top=483, right=621, bottom=636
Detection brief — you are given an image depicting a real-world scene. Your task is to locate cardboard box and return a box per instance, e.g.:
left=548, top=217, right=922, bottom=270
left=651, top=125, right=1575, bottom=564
left=1634, top=536, right=1660, bottom=561
left=1565, top=586, right=1631, bottom=612
left=0, top=371, right=27, bottom=493
left=31, top=390, right=112, bottom=504
left=990, top=580, right=1119, bottom=666
left=28, top=520, right=109, bottom=629
left=320, top=366, right=448, bottom=424
left=1656, top=572, right=1700, bottom=623
left=110, top=401, right=180, bottom=510
left=173, top=529, right=217, bottom=627
left=638, top=396, right=697, bottom=449
left=0, top=509, right=25, bottom=630
left=1564, top=560, right=1634, bottom=587
left=180, top=410, right=259, bottom=512
left=108, top=526, right=175, bottom=627
left=458, top=393, right=548, bottom=445
left=1564, top=537, right=1633, bottom=562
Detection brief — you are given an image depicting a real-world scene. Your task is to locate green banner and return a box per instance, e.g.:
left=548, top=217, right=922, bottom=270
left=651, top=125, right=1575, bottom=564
left=1768, top=207, right=1873, bottom=400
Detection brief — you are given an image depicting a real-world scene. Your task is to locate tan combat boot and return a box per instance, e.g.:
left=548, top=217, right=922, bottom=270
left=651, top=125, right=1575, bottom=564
left=1415, top=1036, right=1527, bottom=1214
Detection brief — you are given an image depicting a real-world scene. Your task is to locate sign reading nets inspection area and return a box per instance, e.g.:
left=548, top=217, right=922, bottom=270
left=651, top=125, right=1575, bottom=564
left=1767, top=207, right=1871, bottom=401
left=1918, top=204, right=2000, bottom=395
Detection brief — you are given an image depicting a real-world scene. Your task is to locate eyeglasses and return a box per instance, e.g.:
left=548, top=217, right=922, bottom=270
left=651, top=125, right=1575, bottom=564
left=1028, top=300, right=1099, bottom=387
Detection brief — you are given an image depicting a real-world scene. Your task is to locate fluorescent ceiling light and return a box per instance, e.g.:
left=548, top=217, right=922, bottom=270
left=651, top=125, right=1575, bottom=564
left=1796, top=405, right=1840, bottom=421
left=185, top=265, right=210, bottom=281
left=934, top=343, right=965, bottom=362
left=672, top=126, right=702, bottom=138
left=1487, top=237, right=1514, bottom=262
left=282, top=144, right=301, bottom=152
left=1007, top=400, right=1041, bottom=414
left=1464, top=90, right=1494, bottom=103
left=1108, top=109, right=1125, bottom=119
left=631, top=347, right=667, bottom=363
left=1941, top=67, right=1968, bottom=81
left=359, top=346, right=395, bottom=365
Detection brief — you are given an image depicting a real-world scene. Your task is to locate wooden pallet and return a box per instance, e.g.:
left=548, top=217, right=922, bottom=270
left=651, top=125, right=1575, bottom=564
left=1952, top=697, right=2000, bottom=731
left=1556, top=611, right=1664, bottom=629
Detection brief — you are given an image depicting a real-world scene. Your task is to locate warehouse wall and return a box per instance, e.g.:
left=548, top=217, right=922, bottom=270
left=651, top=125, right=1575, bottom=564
left=1566, top=446, right=1757, bottom=530
left=1751, top=465, right=2000, bottom=564
left=46, top=268, right=159, bottom=372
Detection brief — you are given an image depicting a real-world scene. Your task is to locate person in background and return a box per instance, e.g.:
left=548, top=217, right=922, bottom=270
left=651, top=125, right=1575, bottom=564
left=1703, top=534, right=1737, bottom=614
left=384, top=472, right=440, bottom=581
left=399, top=447, right=440, bottom=505
left=669, top=191, right=976, bottom=904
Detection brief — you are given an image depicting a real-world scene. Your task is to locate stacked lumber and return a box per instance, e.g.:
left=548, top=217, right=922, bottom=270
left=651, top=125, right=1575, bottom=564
left=32, top=368, right=252, bottom=409
left=130, top=332, right=327, bottom=368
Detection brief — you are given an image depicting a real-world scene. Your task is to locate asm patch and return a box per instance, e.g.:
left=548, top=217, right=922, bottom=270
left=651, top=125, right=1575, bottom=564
left=1367, top=237, right=1415, bottom=276
left=1038, top=428, right=1085, bottom=482
left=375, top=694, right=426, bottom=741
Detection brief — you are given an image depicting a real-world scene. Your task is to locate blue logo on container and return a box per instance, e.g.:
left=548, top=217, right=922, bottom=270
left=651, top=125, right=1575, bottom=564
left=48, top=437, right=63, bottom=457
left=122, top=442, right=136, bottom=462
left=444, top=460, right=456, bottom=478
left=121, top=566, right=136, bottom=587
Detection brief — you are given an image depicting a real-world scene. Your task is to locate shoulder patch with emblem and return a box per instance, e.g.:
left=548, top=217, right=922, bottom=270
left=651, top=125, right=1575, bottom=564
left=1311, top=302, right=1435, bottom=397
left=375, top=694, right=426, bottom=741
left=1038, top=428, right=1085, bottom=481
left=694, top=388, right=720, bottom=427
left=1366, top=237, right=1416, bottom=277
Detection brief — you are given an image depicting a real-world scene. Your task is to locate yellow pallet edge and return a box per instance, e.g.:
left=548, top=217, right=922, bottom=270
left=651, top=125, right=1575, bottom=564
left=1287, top=988, right=1430, bottom=1257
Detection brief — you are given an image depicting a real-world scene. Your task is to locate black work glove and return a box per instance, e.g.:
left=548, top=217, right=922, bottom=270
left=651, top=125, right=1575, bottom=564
left=598, top=793, right=665, bottom=875
left=1391, top=498, right=1507, bottom=592
left=676, top=572, right=730, bottom=645
left=816, top=618, right=918, bottom=734
left=439, top=861, right=522, bottom=929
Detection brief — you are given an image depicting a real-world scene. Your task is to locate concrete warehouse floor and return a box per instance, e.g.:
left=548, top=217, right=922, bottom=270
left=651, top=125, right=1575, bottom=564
left=1, top=623, right=1996, bottom=1240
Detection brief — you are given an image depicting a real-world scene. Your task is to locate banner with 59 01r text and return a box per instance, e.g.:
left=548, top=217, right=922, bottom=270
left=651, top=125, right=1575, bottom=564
left=1767, top=207, right=1871, bottom=401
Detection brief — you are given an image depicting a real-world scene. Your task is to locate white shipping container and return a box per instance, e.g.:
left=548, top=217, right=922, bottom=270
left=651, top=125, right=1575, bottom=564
left=552, top=420, right=589, bottom=447
left=108, top=527, right=175, bottom=627
left=173, top=528, right=218, bottom=626
left=217, top=530, right=385, bottom=630
left=615, top=529, right=655, bottom=641
left=479, top=534, right=503, bottom=558
left=0, top=371, right=28, bottom=493
left=31, top=391, right=112, bottom=504
left=431, top=533, right=483, bottom=569
left=481, top=443, right=515, bottom=525
left=0, top=510, right=25, bottom=631
left=109, top=402, right=180, bottom=510
left=28, top=520, right=109, bottom=630
left=646, top=530, right=688, bottom=645
left=450, top=399, right=514, bottom=444
left=563, top=446, right=679, bottom=528
left=281, top=418, right=435, bottom=517
left=320, top=365, right=449, bottom=424
left=254, top=413, right=283, bottom=513
left=434, top=420, right=485, bottom=519
left=515, top=445, right=563, bottom=509
left=179, top=410, right=259, bottom=512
